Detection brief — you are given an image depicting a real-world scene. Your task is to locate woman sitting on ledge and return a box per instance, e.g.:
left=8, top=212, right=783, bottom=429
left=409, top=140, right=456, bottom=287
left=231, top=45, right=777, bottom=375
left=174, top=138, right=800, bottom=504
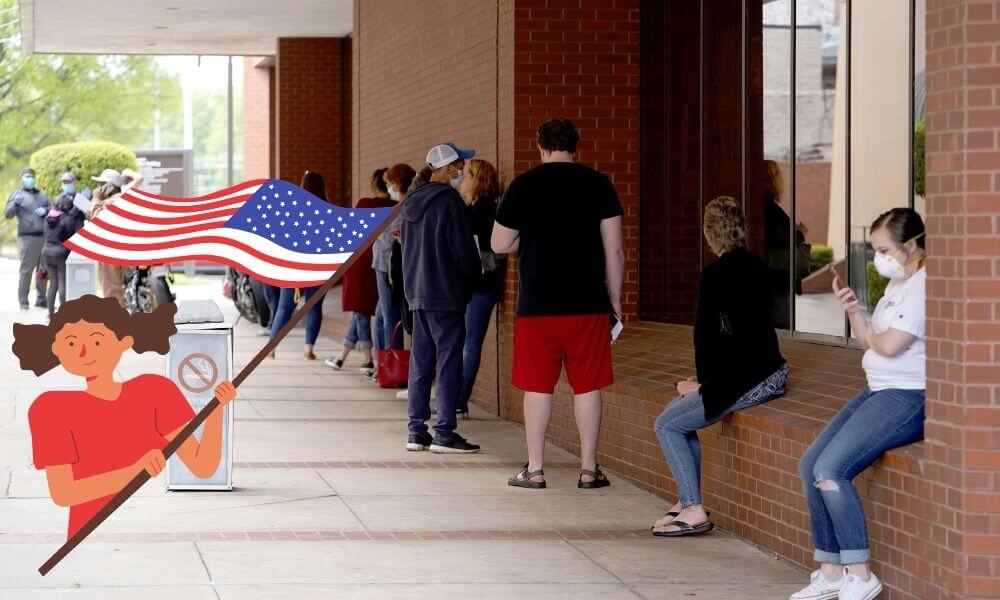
left=792, top=208, right=926, bottom=600
left=651, top=196, right=788, bottom=537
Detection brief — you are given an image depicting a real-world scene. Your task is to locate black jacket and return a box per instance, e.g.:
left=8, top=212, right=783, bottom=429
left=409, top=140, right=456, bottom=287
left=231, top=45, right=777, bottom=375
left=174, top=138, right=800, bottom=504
left=42, top=208, right=85, bottom=261
left=400, top=182, right=481, bottom=312
left=695, top=247, right=787, bottom=420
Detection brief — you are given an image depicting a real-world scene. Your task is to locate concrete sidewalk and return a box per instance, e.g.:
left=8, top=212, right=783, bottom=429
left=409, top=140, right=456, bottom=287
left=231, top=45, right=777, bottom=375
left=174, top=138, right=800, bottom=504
left=0, top=258, right=805, bottom=599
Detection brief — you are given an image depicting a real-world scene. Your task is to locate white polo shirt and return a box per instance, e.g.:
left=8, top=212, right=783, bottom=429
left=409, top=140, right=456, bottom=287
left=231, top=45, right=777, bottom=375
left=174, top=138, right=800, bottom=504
left=862, top=267, right=926, bottom=391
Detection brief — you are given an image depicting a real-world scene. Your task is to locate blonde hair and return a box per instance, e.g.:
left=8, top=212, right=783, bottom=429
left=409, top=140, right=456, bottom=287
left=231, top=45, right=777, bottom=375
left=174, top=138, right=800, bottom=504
left=703, top=196, right=746, bottom=254
left=763, top=160, right=783, bottom=200
left=465, top=158, right=500, bottom=204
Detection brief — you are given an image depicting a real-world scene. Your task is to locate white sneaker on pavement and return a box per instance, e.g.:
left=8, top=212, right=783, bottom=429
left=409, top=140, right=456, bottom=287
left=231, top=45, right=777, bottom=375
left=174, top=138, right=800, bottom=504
left=838, top=571, right=882, bottom=600
left=790, top=569, right=843, bottom=600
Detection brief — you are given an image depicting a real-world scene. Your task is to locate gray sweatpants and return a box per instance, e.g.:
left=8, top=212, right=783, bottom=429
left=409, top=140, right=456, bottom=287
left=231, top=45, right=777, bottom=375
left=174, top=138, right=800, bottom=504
left=17, top=235, right=47, bottom=307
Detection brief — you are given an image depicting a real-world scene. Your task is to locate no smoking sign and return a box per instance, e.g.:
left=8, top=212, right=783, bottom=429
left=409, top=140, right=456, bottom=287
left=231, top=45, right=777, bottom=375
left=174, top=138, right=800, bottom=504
left=177, top=352, right=219, bottom=394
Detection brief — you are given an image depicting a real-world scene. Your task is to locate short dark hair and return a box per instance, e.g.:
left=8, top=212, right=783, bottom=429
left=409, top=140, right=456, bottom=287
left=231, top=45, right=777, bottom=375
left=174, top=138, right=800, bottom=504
left=536, top=118, right=580, bottom=153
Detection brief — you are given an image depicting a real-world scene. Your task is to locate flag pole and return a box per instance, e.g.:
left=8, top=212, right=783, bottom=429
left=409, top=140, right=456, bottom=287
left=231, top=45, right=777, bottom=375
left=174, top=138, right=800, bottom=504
left=38, top=202, right=403, bottom=575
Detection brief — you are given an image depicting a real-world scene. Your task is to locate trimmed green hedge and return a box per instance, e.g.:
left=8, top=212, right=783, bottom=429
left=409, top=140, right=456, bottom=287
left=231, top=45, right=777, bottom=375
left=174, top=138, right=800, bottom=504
left=866, top=261, right=890, bottom=311
left=30, top=141, right=137, bottom=198
left=810, top=244, right=834, bottom=272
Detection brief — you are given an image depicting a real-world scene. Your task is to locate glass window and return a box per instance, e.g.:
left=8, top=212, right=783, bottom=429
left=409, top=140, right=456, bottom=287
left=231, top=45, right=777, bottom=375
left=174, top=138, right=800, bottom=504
left=761, top=0, right=794, bottom=331
left=794, top=0, right=845, bottom=337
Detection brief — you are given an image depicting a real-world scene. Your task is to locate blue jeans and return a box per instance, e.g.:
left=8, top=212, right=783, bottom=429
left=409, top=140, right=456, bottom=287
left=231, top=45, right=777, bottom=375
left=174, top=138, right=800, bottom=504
left=408, top=310, right=465, bottom=441
left=654, top=364, right=788, bottom=507
left=270, top=286, right=323, bottom=345
left=343, top=312, right=372, bottom=350
left=798, top=388, right=925, bottom=565
left=262, top=283, right=279, bottom=328
left=460, top=291, right=498, bottom=409
left=374, top=270, right=403, bottom=351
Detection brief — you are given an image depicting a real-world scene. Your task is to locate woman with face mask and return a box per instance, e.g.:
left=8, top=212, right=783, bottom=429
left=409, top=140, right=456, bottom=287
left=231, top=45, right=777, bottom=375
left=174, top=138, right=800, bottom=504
left=791, top=208, right=926, bottom=600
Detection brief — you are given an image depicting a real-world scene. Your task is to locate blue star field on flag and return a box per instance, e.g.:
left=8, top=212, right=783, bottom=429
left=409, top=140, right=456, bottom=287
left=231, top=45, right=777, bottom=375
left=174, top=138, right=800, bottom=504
left=225, top=179, right=395, bottom=255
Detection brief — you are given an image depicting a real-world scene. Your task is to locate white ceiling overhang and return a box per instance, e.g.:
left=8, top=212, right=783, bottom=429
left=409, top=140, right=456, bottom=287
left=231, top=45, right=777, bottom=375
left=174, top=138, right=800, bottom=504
left=18, top=0, right=353, bottom=56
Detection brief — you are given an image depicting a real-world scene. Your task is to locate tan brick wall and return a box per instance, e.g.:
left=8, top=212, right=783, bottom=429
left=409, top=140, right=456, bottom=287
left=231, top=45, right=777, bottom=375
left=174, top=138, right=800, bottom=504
left=352, top=0, right=501, bottom=200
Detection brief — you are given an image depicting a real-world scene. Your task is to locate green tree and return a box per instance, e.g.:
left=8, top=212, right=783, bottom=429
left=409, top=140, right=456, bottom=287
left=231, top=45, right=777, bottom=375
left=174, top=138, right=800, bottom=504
left=0, top=0, right=181, bottom=249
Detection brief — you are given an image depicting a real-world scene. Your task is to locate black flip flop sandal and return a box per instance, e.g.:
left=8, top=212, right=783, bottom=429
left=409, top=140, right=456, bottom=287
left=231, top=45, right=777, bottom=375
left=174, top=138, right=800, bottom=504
left=650, top=511, right=680, bottom=532
left=508, top=463, right=546, bottom=489
left=649, top=510, right=711, bottom=531
left=651, top=520, right=715, bottom=537
left=578, top=465, right=611, bottom=489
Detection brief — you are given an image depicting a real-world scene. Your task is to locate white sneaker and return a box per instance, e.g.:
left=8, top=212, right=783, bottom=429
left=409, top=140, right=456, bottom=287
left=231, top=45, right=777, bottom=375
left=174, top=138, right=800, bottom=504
left=839, top=572, right=882, bottom=600
left=790, top=569, right=843, bottom=600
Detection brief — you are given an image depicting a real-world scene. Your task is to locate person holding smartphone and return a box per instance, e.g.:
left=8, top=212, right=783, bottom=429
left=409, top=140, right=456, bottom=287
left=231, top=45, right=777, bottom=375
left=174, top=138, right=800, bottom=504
left=790, top=208, right=926, bottom=600
left=651, top=196, right=788, bottom=537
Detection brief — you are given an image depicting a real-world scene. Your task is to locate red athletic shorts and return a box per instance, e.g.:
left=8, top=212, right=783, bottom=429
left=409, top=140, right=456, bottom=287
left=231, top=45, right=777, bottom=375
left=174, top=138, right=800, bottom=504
left=512, top=314, right=614, bottom=395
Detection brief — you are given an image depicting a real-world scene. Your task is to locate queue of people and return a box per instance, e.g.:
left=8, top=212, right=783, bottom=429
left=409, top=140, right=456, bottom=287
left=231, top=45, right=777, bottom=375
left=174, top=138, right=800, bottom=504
left=8, top=115, right=925, bottom=599
left=5, top=165, right=142, bottom=314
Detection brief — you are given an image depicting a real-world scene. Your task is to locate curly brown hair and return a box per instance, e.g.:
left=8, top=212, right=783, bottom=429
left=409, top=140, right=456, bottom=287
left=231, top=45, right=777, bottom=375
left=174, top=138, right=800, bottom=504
left=536, top=117, right=580, bottom=153
left=12, top=295, right=178, bottom=376
left=703, top=195, right=747, bottom=254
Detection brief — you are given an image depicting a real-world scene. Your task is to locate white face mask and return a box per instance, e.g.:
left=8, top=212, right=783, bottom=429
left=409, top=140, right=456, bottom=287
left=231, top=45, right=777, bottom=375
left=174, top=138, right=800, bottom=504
left=449, top=166, right=464, bottom=189
left=873, top=232, right=925, bottom=279
left=388, top=186, right=401, bottom=201
left=873, top=252, right=906, bottom=280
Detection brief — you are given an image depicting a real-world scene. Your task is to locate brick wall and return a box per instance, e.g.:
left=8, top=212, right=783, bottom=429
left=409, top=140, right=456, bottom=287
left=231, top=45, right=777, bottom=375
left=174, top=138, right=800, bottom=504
left=497, top=0, right=641, bottom=428
left=242, top=57, right=274, bottom=180
left=924, top=1, right=1000, bottom=598
left=276, top=37, right=351, bottom=204
left=352, top=0, right=501, bottom=200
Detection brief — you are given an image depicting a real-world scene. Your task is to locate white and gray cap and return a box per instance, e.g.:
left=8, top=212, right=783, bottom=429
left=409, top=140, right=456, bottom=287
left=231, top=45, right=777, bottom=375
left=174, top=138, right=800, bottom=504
left=91, top=168, right=124, bottom=189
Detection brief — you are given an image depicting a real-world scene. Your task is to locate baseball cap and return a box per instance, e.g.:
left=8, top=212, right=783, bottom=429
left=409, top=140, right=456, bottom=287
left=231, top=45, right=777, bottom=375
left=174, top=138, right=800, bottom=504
left=426, top=143, right=475, bottom=169
left=60, top=171, right=77, bottom=183
left=92, top=168, right=124, bottom=188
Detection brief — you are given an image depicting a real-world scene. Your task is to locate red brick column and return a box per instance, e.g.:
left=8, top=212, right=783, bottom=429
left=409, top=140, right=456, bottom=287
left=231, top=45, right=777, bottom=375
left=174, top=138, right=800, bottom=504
left=276, top=37, right=351, bottom=204
left=924, top=1, right=1000, bottom=598
left=242, top=57, right=274, bottom=180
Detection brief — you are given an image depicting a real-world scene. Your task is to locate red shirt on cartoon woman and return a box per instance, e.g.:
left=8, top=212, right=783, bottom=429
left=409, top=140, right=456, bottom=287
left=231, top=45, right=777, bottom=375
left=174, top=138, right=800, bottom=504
left=14, top=295, right=236, bottom=540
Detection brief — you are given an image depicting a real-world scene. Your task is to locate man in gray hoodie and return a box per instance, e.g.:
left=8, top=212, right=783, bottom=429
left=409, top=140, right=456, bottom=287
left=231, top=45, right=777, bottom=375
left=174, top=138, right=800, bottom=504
left=401, top=143, right=483, bottom=454
left=5, top=167, right=50, bottom=310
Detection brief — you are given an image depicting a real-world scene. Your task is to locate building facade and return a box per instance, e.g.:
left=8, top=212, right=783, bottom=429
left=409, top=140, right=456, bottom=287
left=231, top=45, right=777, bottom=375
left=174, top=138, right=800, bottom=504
left=235, top=2, right=999, bottom=599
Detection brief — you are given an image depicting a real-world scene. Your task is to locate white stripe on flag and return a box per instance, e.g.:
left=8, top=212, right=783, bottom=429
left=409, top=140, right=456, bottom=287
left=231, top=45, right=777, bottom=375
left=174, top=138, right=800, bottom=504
left=124, top=182, right=263, bottom=207
left=82, top=220, right=353, bottom=266
left=66, top=235, right=340, bottom=286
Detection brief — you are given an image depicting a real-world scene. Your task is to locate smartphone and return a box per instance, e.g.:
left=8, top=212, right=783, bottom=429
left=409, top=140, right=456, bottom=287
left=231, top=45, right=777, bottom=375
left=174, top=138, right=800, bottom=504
left=610, top=313, right=624, bottom=345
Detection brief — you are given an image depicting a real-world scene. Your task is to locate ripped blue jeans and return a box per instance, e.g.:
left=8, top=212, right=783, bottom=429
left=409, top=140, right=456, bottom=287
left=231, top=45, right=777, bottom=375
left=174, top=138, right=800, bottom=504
left=798, top=388, right=925, bottom=565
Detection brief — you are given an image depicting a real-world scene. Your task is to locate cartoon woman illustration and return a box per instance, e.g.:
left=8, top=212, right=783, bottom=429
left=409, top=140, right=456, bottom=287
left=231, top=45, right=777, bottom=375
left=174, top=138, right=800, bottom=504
left=12, top=295, right=236, bottom=540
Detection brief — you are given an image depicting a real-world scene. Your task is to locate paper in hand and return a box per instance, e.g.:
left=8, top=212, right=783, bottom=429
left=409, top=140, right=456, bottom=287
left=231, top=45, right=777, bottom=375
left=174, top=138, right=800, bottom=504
left=73, top=193, right=92, bottom=217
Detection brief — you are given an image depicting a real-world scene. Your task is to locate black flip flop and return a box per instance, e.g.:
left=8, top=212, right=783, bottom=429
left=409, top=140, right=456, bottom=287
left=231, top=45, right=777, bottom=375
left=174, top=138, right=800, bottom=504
left=651, top=520, right=715, bottom=537
left=650, top=511, right=680, bottom=531
left=508, top=463, right=546, bottom=489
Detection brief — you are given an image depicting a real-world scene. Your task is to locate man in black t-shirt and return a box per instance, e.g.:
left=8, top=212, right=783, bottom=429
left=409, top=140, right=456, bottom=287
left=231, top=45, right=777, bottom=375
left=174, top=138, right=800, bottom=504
left=492, top=118, right=625, bottom=490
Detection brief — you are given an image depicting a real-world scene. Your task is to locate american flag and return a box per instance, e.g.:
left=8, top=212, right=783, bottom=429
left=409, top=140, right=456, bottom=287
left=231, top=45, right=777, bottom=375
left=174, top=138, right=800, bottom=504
left=64, top=179, right=397, bottom=287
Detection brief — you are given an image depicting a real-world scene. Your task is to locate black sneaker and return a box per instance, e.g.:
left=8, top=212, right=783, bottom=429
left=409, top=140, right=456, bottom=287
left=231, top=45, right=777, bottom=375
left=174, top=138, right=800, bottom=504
left=406, top=432, right=433, bottom=451
left=358, top=362, right=375, bottom=376
left=325, top=356, right=344, bottom=369
left=35, top=298, right=47, bottom=308
left=430, top=434, right=480, bottom=454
